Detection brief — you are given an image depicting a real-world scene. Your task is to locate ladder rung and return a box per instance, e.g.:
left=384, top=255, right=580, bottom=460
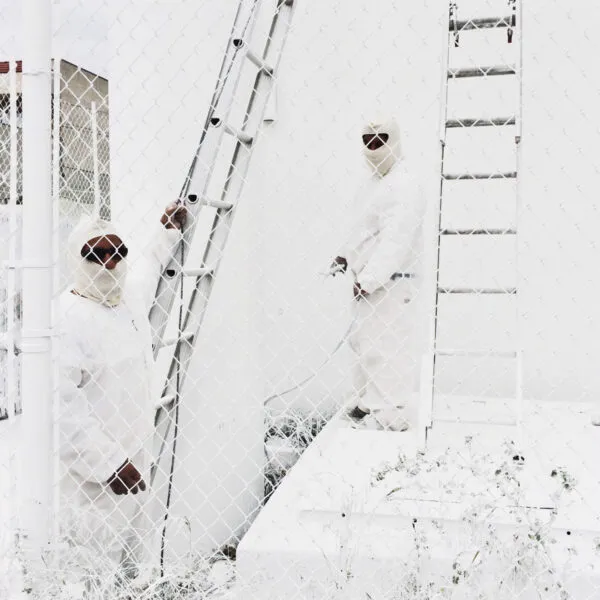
left=155, top=394, right=175, bottom=411
left=436, top=348, right=517, bottom=358
left=448, top=65, right=516, bottom=78
left=452, top=17, right=512, bottom=31
left=210, top=117, right=254, bottom=145
left=158, top=331, right=195, bottom=350
left=446, top=117, right=516, bottom=128
left=224, top=123, right=253, bottom=144
left=233, top=39, right=274, bottom=75
left=182, top=267, right=214, bottom=278
left=443, top=172, right=517, bottom=181
left=440, top=228, right=517, bottom=235
left=438, top=287, right=517, bottom=295
left=199, top=197, right=234, bottom=210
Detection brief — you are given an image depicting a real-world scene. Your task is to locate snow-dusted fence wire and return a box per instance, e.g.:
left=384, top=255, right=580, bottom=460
left=0, top=62, right=21, bottom=422
left=2, top=0, right=600, bottom=598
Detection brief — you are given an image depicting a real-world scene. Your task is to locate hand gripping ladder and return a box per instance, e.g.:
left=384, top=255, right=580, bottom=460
left=146, top=0, right=296, bottom=560
left=419, top=0, right=523, bottom=449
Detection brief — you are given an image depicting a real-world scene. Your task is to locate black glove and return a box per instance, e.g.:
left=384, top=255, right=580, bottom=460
left=107, top=460, right=146, bottom=495
left=330, top=256, right=348, bottom=276
left=353, top=282, right=369, bottom=301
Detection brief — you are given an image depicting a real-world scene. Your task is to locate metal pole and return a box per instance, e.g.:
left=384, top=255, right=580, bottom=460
left=417, top=3, right=452, bottom=451
left=514, top=0, right=524, bottom=450
left=7, top=58, right=18, bottom=421
left=4, top=57, right=21, bottom=599
left=51, top=56, right=62, bottom=551
left=20, top=0, right=54, bottom=592
left=91, top=101, right=102, bottom=218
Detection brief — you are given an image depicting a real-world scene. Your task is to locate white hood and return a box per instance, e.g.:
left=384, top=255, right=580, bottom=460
left=68, top=215, right=128, bottom=307
left=362, top=116, right=402, bottom=177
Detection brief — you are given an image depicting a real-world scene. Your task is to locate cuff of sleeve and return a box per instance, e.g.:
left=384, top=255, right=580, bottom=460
left=152, top=225, right=181, bottom=264
left=160, top=225, right=182, bottom=247
left=359, top=275, right=384, bottom=295
left=94, top=451, right=129, bottom=484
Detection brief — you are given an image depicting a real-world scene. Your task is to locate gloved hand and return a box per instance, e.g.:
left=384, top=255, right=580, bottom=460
left=329, top=256, right=348, bottom=276
left=161, top=202, right=188, bottom=230
left=107, top=460, right=146, bottom=495
left=353, top=282, right=369, bottom=301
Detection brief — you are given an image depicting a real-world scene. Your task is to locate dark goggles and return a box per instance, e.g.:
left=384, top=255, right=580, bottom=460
left=81, top=243, right=129, bottom=264
left=362, top=133, right=389, bottom=150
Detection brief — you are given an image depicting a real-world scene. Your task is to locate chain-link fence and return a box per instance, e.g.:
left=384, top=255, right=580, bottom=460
left=0, top=58, right=109, bottom=420
left=2, top=0, right=600, bottom=598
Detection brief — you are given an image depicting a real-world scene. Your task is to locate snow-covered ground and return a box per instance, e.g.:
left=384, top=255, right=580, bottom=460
left=239, top=400, right=600, bottom=599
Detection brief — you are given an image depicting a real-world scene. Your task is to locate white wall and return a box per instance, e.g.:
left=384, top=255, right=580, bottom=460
left=247, top=0, right=600, bottom=414
left=245, top=0, right=445, bottom=415
left=520, top=0, right=600, bottom=403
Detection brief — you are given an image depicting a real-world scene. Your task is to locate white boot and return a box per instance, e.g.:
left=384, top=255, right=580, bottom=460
left=345, top=396, right=371, bottom=421
left=364, top=408, right=409, bottom=432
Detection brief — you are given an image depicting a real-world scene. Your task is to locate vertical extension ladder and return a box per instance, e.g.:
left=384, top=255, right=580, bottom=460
left=421, top=0, right=523, bottom=448
left=147, top=0, right=296, bottom=551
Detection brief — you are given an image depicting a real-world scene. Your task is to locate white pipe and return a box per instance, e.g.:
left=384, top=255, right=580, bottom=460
left=91, top=101, right=101, bottom=218
left=514, top=0, right=524, bottom=449
left=20, top=0, right=54, bottom=592
left=419, top=3, right=452, bottom=447
left=437, top=4, right=451, bottom=145
left=4, top=57, right=20, bottom=598
left=51, top=56, right=62, bottom=554
left=7, top=58, right=18, bottom=420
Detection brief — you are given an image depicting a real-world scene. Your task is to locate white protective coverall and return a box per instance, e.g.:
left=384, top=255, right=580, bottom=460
left=58, top=214, right=179, bottom=589
left=340, top=117, right=426, bottom=430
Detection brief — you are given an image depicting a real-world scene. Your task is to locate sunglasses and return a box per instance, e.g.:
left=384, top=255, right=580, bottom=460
left=362, top=133, right=389, bottom=150
left=81, top=243, right=129, bottom=264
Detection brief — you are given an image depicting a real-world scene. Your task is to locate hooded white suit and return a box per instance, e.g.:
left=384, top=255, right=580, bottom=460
left=58, top=215, right=180, bottom=589
left=340, top=117, right=426, bottom=430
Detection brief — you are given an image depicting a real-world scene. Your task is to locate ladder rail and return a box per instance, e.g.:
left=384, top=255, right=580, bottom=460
left=514, top=0, right=524, bottom=447
left=179, top=0, right=260, bottom=202
left=155, top=0, right=296, bottom=423
left=151, top=2, right=298, bottom=567
left=149, top=0, right=262, bottom=355
left=419, top=1, right=454, bottom=451
left=151, top=0, right=263, bottom=494
left=162, top=1, right=296, bottom=406
left=428, top=0, right=522, bottom=439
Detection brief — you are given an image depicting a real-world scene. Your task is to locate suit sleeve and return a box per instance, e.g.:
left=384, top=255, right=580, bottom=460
left=59, top=334, right=127, bottom=484
left=358, top=178, right=425, bottom=295
left=335, top=181, right=370, bottom=260
left=126, top=224, right=182, bottom=314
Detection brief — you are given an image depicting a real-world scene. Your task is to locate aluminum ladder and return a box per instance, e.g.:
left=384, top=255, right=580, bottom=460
left=420, top=0, right=523, bottom=448
left=147, top=0, right=296, bottom=560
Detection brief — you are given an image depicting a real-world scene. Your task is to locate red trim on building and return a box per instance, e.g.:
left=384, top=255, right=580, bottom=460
left=0, top=61, right=23, bottom=74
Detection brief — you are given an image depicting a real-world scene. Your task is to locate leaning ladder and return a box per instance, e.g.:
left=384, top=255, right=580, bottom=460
left=148, top=0, right=296, bottom=492
left=420, top=0, right=523, bottom=448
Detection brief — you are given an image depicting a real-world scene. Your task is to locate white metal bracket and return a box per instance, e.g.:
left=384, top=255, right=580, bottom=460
left=2, top=260, right=56, bottom=270
left=20, top=328, right=56, bottom=353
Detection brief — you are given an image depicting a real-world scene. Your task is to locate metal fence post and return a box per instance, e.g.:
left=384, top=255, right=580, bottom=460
left=19, top=0, right=54, bottom=592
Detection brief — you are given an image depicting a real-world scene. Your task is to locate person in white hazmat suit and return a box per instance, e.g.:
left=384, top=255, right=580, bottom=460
left=331, top=116, right=426, bottom=431
left=58, top=202, right=186, bottom=592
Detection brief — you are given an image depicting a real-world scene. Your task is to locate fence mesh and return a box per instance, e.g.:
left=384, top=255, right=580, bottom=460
left=2, top=0, right=600, bottom=598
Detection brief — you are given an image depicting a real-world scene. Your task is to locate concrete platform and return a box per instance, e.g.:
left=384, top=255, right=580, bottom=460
left=238, top=399, right=600, bottom=599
